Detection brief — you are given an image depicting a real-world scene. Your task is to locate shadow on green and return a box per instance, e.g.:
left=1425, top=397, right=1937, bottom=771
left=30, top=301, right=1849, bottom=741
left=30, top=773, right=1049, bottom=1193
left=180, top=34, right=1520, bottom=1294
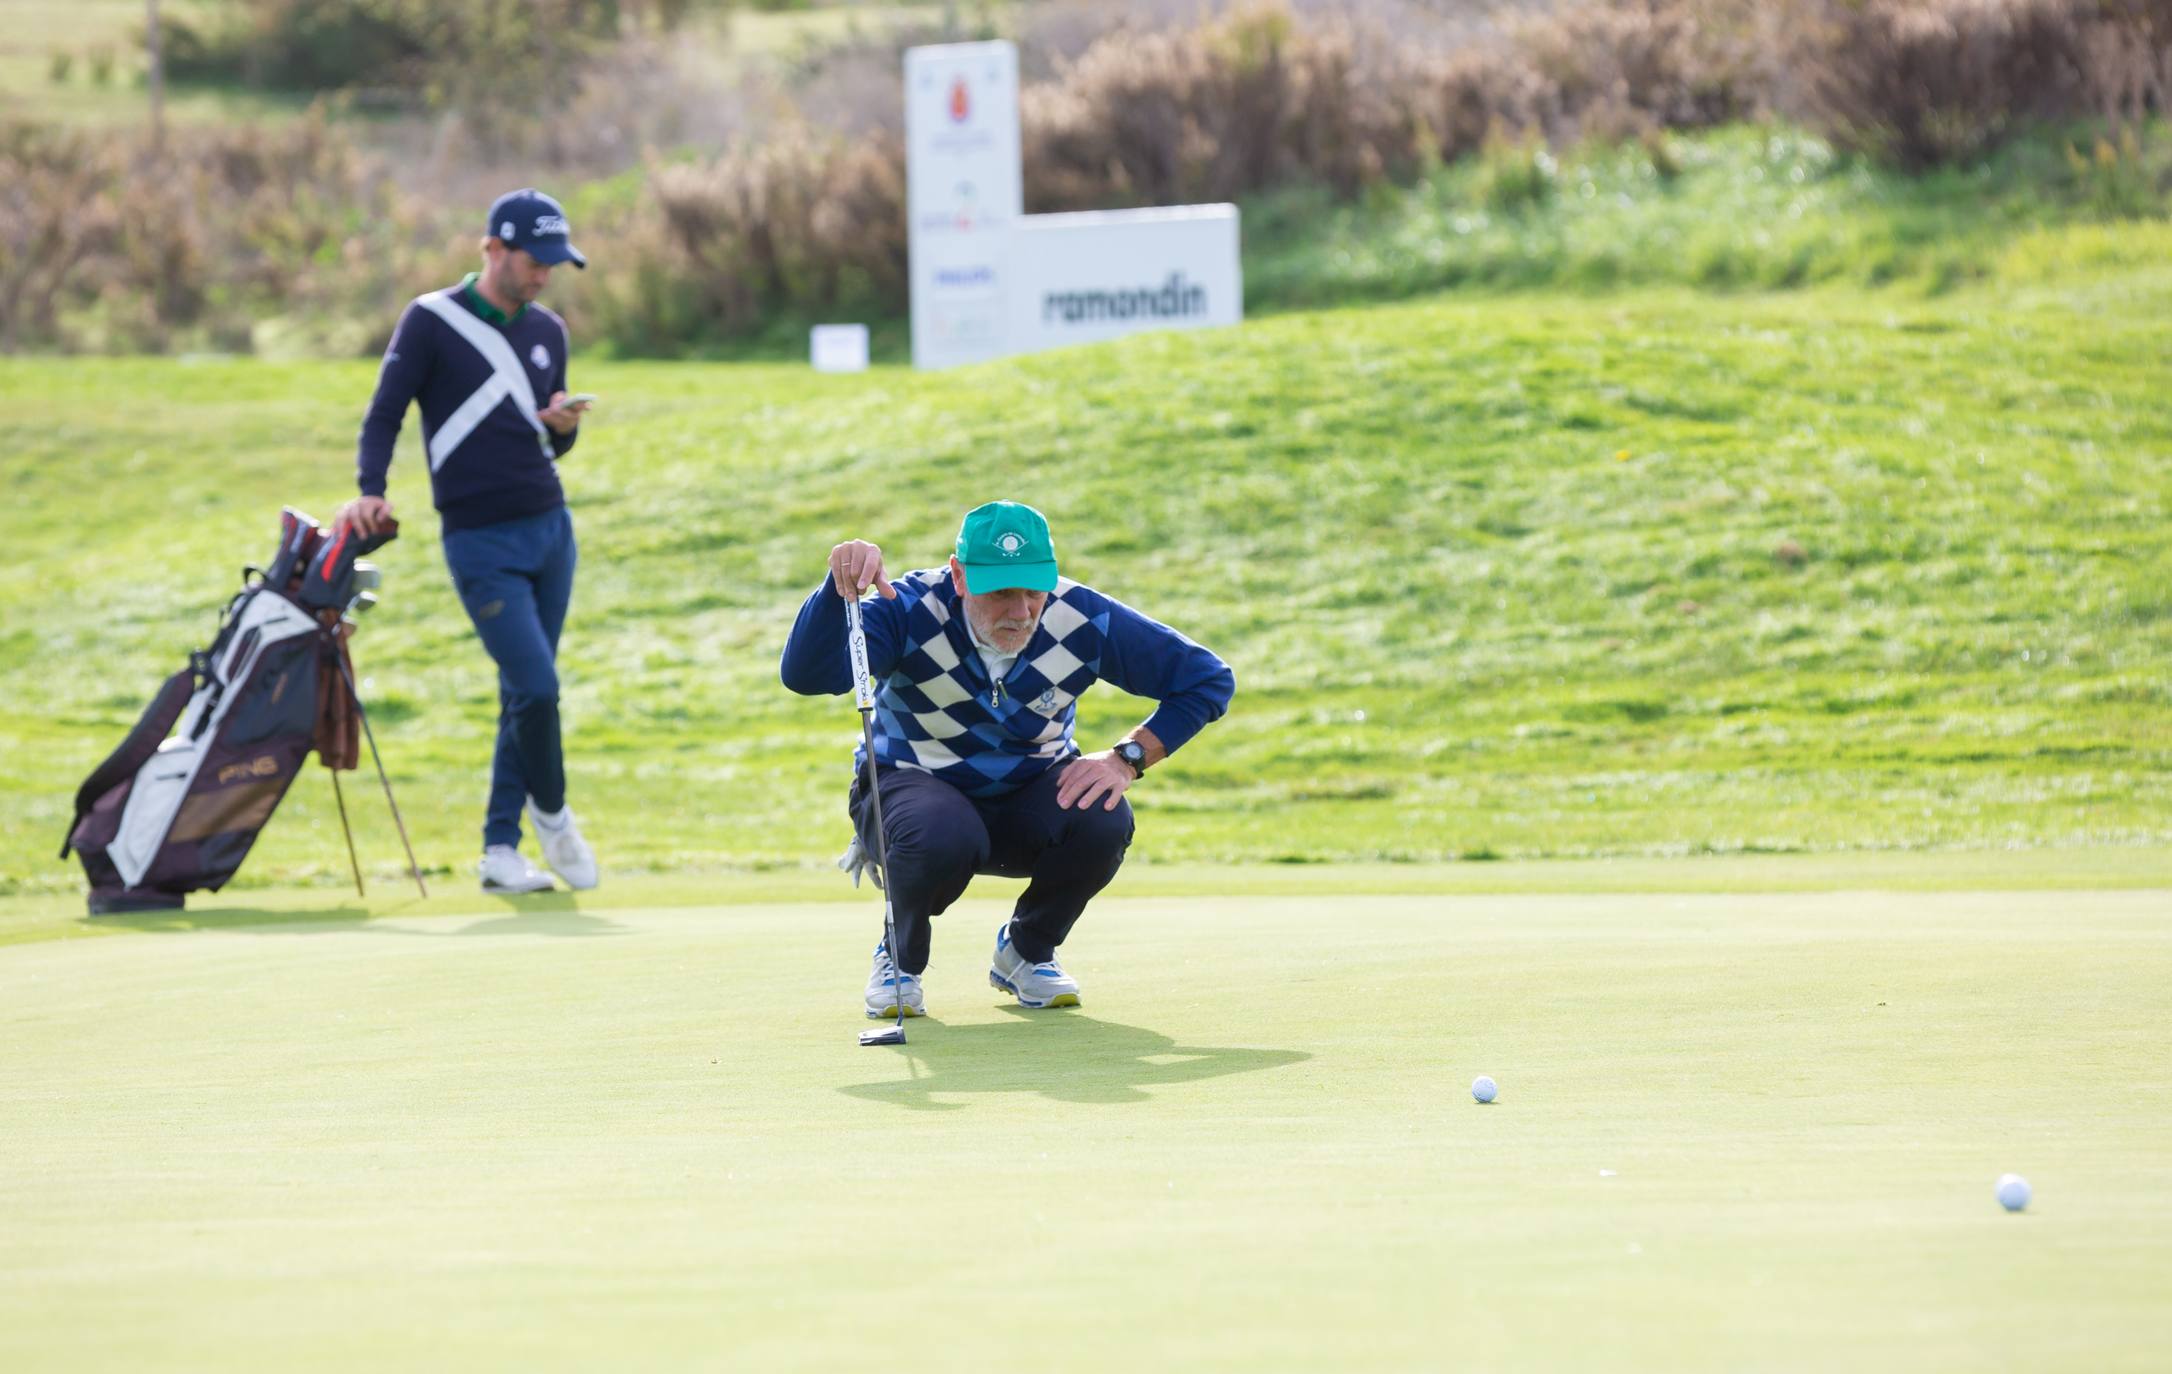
left=838, top=1008, right=1311, bottom=1111
left=82, top=904, right=384, bottom=937
left=456, top=890, right=624, bottom=938
left=81, top=890, right=624, bottom=939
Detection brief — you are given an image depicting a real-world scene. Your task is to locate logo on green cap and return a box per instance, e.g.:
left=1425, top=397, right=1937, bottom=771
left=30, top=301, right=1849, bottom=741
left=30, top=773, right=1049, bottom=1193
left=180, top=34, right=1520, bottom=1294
left=956, top=501, right=1058, bottom=594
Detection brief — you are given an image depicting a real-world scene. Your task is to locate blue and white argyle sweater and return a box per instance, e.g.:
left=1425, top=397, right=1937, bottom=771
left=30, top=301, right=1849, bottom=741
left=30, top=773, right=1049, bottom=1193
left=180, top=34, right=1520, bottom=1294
left=781, top=568, right=1235, bottom=797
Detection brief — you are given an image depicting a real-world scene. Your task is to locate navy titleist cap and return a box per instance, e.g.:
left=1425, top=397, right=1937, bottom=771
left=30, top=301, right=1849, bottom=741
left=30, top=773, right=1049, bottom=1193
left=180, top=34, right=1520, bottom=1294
left=486, top=188, right=587, bottom=269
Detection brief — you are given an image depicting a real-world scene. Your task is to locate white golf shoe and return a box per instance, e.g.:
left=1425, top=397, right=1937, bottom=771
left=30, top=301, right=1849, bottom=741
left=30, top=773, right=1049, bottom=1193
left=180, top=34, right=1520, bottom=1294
left=479, top=844, right=554, bottom=894
left=526, top=799, right=599, bottom=891
left=989, top=923, right=1081, bottom=1009
left=864, top=941, right=926, bottom=1019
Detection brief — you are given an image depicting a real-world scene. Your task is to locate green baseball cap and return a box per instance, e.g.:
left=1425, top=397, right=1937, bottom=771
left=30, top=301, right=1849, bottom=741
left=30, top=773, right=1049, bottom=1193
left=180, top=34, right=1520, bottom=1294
left=955, top=500, right=1059, bottom=595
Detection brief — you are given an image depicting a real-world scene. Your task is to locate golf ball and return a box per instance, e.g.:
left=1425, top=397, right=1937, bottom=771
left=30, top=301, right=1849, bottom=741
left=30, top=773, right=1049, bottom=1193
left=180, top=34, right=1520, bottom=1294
left=1996, top=1174, right=2031, bottom=1212
left=1472, top=1075, right=1498, bottom=1103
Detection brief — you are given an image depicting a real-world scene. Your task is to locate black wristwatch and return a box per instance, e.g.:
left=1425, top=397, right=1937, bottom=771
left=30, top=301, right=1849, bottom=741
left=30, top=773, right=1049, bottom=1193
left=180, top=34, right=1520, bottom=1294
left=1114, top=739, right=1147, bottom=778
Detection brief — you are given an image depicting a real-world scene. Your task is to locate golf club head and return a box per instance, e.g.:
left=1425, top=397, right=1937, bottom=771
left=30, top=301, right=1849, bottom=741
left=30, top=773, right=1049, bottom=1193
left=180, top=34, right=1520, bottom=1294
left=341, top=591, right=378, bottom=626
left=300, top=522, right=399, bottom=611
left=858, top=1023, right=908, bottom=1047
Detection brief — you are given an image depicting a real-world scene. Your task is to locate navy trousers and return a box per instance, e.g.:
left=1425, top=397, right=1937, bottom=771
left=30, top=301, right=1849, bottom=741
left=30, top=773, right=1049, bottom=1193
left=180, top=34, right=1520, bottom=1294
left=441, top=507, right=576, bottom=850
left=851, top=764, right=1134, bottom=975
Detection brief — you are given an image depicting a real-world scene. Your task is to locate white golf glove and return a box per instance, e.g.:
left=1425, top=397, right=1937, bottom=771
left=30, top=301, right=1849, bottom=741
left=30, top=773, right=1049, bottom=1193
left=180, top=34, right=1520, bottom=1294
left=836, top=834, right=883, bottom=890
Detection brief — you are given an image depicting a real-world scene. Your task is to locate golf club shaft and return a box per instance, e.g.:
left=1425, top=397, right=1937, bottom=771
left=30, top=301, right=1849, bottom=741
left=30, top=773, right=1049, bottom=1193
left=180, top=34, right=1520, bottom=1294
left=860, top=709, right=903, bottom=1030
left=846, top=596, right=905, bottom=1033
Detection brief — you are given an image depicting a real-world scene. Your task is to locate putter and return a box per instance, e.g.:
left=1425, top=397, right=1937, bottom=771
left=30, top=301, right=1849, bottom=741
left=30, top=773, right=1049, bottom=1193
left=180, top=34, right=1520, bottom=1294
left=848, top=594, right=908, bottom=1048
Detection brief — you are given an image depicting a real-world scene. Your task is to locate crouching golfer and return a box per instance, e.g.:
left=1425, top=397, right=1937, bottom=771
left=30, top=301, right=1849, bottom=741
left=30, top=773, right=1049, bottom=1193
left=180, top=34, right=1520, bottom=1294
left=334, top=188, right=598, bottom=894
left=781, top=501, right=1235, bottom=1017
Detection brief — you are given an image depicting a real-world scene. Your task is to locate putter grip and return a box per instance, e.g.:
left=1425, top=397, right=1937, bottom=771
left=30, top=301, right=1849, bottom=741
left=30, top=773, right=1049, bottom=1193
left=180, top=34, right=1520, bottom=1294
left=845, top=596, right=876, bottom=710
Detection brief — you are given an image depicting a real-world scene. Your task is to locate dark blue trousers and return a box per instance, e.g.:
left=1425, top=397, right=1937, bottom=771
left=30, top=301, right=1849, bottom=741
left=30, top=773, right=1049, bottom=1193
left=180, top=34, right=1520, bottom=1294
left=441, top=507, right=576, bottom=850
left=851, top=765, right=1134, bottom=975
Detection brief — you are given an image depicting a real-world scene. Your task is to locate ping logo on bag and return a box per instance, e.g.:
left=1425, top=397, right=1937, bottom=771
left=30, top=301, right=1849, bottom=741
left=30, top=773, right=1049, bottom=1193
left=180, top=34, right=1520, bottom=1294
left=217, top=756, right=281, bottom=785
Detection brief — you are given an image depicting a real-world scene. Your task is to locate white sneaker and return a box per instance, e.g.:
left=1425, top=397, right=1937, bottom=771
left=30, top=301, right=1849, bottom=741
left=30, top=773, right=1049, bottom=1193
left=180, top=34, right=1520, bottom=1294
left=989, top=923, right=1081, bottom=1009
left=479, top=844, right=554, bottom=894
left=864, top=940, right=926, bottom=1019
left=526, top=798, right=599, bottom=890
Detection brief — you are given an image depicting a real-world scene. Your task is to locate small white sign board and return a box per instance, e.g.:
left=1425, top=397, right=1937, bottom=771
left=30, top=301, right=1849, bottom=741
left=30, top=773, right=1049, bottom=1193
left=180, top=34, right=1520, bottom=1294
left=1009, top=204, right=1242, bottom=354
left=811, top=324, right=870, bottom=373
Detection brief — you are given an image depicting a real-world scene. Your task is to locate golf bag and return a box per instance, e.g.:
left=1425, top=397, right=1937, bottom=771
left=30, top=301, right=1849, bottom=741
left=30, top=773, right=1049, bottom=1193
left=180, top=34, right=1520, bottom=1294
left=61, top=508, right=399, bottom=914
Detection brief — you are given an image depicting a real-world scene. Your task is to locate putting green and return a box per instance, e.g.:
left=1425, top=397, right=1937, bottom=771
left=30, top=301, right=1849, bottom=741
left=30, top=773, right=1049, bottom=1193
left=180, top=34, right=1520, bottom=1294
left=2, top=880, right=2167, bottom=1370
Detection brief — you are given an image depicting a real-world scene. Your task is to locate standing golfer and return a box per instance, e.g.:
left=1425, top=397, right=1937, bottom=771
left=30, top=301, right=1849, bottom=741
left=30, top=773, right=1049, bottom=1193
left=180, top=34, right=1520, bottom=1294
left=781, top=501, right=1235, bottom=1016
left=333, top=188, right=599, bottom=894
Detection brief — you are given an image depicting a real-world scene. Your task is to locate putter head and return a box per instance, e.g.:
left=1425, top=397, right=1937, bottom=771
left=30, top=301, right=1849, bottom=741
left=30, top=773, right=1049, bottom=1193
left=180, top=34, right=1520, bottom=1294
left=858, top=1023, right=908, bottom=1047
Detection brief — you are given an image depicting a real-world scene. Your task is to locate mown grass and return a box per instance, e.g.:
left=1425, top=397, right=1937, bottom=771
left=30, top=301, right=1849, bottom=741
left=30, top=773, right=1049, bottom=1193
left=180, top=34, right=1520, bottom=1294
left=3, top=215, right=2168, bottom=894
left=4, top=888, right=2168, bottom=1370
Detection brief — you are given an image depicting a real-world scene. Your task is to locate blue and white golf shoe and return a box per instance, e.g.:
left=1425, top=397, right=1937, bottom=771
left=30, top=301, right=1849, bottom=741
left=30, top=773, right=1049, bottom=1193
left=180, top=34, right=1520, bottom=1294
left=988, top=923, right=1082, bottom=1009
left=864, top=940, right=925, bottom=1019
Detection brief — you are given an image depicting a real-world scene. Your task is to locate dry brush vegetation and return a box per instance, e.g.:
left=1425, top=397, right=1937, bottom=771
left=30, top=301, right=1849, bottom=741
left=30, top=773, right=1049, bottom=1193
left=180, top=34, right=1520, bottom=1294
left=5, top=0, right=2169, bottom=354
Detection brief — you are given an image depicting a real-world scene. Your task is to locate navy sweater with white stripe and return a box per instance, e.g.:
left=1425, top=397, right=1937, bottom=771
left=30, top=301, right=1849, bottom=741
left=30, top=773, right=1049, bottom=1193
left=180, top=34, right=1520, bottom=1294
left=356, top=281, right=577, bottom=532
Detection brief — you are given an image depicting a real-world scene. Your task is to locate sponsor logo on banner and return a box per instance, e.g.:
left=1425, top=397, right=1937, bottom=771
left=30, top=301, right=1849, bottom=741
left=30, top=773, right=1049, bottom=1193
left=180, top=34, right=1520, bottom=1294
left=932, top=265, right=997, bottom=294
left=1041, top=272, right=1210, bottom=326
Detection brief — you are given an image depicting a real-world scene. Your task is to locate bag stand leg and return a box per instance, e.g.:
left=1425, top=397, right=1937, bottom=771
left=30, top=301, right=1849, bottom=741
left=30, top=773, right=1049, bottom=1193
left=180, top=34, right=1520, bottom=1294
left=330, top=768, right=365, bottom=898
left=336, top=653, right=427, bottom=901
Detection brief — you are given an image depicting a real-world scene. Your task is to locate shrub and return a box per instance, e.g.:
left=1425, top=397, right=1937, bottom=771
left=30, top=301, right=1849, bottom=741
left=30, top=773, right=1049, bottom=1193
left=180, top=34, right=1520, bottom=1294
left=1473, top=129, right=1558, bottom=212
left=160, top=0, right=672, bottom=144
left=1514, top=0, right=1759, bottom=144
left=0, top=112, right=457, bottom=355
left=564, top=133, right=910, bottom=354
left=1022, top=4, right=1425, bottom=206
left=1768, top=0, right=2172, bottom=169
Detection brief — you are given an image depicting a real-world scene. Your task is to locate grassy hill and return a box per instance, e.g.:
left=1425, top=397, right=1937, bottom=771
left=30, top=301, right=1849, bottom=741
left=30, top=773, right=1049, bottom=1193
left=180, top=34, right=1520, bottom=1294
left=4, top=226, right=2169, bottom=895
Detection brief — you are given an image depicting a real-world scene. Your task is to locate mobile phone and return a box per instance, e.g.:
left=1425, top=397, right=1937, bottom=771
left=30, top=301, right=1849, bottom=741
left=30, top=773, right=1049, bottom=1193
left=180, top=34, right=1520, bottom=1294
left=564, top=392, right=598, bottom=409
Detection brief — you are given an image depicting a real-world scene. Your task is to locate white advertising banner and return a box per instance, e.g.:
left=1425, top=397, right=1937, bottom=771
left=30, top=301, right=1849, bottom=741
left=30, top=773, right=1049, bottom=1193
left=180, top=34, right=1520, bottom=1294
left=904, top=41, right=1021, bottom=370
left=1007, top=204, right=1243, bottom=355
